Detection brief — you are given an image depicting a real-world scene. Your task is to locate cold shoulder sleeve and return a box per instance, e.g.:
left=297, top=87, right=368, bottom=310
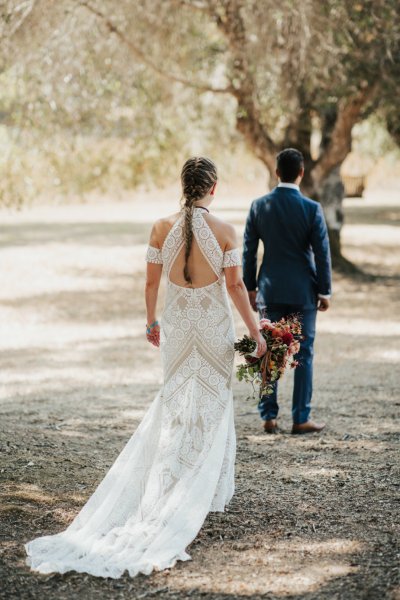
left=222, top=248, right=242, bottom=268
left=146, top=245, right=163, bottom=264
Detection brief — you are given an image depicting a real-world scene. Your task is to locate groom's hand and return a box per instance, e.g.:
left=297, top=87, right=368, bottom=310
left=248, top=290, right=258, bottom=312
left=317, top=297, right=330, bottom=311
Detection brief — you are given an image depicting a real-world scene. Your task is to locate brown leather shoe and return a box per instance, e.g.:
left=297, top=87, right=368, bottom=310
left=292, top=420, right=326, bottom=435
left=263, top=419, right=278, bottom=434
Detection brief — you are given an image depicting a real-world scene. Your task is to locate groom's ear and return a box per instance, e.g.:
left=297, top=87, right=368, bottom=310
left=276, top=169, right=280, bottom=180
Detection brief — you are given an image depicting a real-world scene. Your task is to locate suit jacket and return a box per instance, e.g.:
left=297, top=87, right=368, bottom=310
left=242, top=186, right=332, bottom=309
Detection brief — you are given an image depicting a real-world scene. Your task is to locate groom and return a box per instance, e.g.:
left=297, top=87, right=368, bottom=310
left=242, top=148, right=332, bottom=434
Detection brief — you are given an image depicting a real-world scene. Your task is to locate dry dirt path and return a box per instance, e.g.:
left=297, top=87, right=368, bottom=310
left=0, top=190, right=399, bottom=599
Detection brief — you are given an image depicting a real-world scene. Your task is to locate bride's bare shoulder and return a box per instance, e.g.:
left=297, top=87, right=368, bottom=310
left=204, top=212, right=234, bottom=232
left=204, top=213, right=237, bottom=249
left=152, top=212, right=181, bottom=230
left=149, top=212, right=181, bottom=246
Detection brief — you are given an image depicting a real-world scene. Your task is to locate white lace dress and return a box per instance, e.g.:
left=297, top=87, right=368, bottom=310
left=25, top=208, right=242, bottom=578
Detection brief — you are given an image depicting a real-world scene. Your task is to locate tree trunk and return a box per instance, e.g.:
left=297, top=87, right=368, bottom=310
left=308, top=165, right=344, bottom=266
left=211, top=4, right=374, bottom=272
left=307, top=165, right=358, bottom=272
left=241, top=128, right=353, bottom=270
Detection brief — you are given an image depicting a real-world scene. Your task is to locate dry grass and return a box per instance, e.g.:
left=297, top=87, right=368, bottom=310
left=0, top=189, right=399, bottom=599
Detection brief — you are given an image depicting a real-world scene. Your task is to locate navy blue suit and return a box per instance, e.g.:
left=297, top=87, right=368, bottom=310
left=242, top=185, right=332, bottom=424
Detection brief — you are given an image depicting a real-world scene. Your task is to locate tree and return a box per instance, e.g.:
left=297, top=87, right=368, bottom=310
left=1, top=0, right=242, bottom=205
left=2, top=0, right=399, bottom=267
left=138, top=0, right=399, bottom=267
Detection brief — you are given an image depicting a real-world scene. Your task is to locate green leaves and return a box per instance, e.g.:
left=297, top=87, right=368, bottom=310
left=1, top=0, right=398, bottom=206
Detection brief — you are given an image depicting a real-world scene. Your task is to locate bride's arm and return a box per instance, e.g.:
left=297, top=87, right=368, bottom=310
left=145, top=263, right=162, bottom=346
left=145, top=223, right=163, bottom=347
left=223, top=224, right=266, bottom=356
left=225, top=267, right=266, bottom=357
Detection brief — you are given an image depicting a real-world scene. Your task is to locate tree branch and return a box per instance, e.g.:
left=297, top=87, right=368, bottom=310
left=207, top=0, right=277, bottom=175
left=312, top=85, right=378, bottom=184
left=80, top=1, right=233, bottom=95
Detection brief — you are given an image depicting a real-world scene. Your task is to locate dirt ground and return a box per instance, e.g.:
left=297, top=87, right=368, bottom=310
left=0, top=188, right=399, bottom=600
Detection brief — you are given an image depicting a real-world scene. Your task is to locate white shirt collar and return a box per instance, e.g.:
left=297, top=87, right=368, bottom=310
left=277, top=182, right=300, bottom=191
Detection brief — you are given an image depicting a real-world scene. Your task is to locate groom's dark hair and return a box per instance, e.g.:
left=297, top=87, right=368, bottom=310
left=276, top=148, right=304, bottom=182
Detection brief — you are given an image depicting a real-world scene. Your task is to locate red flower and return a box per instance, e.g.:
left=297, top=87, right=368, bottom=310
left=281, top=332, right=294, bottom=346
left=245, top=355, right=259, bottom=364
left=271, top=328, right=282, bottom=338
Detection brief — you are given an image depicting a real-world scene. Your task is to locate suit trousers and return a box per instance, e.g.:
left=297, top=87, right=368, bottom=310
left=258, top=304, right=317, bottom=425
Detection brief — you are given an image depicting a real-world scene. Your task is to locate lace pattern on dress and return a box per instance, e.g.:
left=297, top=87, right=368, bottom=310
left=146, top=245, right=163, bottom=264
left=161, top=216, right=185, bottom=275
left=25, top=205, right=237, bottom=580
left=192, top=209, right=223, bottom=277
left=222, top=248, right=242, bottom=268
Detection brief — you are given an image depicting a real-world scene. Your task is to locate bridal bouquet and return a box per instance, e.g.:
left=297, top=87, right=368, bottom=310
left=234, top=316, right=303, bottom=398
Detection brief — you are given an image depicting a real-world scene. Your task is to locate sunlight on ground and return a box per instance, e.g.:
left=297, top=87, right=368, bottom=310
left=170, top=538, right=362, bottom=596
left=0, top=485, right=57, bottom=506
left=1, top=191, right=399, bottom=390
left=317, top=318, right=400, bottom=335
left=0, top=188, right=398, bottom=598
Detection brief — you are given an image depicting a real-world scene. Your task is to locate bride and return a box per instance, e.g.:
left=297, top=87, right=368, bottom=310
left=25, top=156, right=266, bottom=578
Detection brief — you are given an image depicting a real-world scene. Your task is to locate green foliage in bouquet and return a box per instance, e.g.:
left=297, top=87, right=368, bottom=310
left=234, top=316, right=303, bottom=399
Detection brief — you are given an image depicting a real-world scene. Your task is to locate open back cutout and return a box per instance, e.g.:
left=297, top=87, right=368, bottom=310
left=168, top=235, right=219, bottom=288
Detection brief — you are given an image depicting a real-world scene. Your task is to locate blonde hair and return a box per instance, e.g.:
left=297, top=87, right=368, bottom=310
left=180, top=157, right=218, bottom=284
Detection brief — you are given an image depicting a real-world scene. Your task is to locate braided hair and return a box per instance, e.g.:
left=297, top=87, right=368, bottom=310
left=180, top=157, right=218, bottom=285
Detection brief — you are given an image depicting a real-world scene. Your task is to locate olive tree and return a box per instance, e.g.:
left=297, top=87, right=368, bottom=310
left=2, top=0, right=399, bottom=267
left=73, top=0, right=400, bottom=265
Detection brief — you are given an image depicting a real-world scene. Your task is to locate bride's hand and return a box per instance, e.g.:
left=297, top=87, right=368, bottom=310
left=250, top=329, right=267, bottom=357
left=146, top=322, right=160, bottom=347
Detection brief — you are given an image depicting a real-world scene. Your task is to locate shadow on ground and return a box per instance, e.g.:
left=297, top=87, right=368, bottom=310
left=0, top=197, right=399, bottom=599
